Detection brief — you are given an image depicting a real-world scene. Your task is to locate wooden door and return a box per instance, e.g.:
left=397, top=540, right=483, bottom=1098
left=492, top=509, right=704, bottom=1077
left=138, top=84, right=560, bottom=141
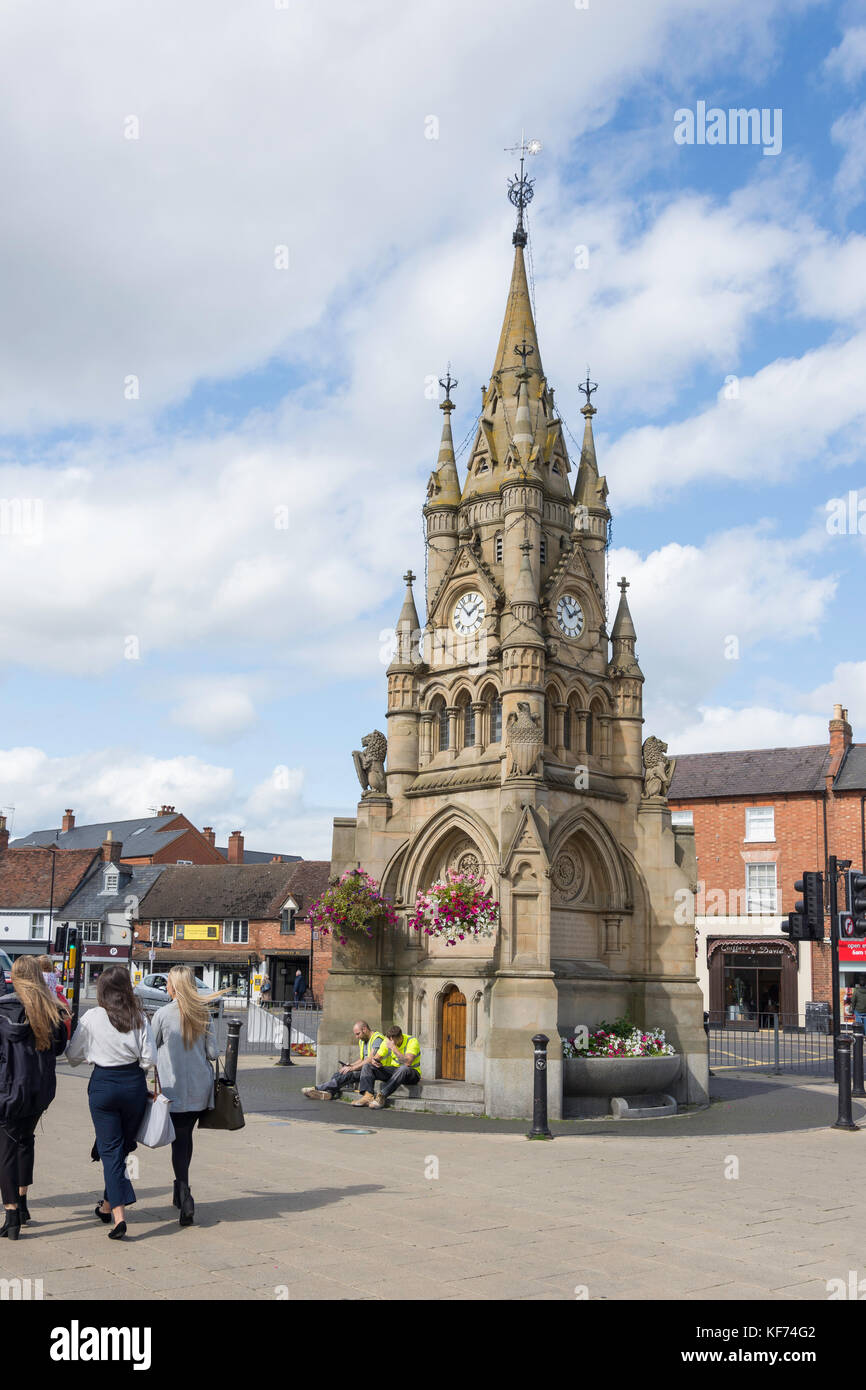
left=440, top=986, right=466, bottom=1080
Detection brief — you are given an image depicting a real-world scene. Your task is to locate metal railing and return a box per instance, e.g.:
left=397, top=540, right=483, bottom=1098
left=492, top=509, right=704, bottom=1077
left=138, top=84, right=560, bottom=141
left=707, top=1011, right=833, bottom=1075
left=212, top=1001, right=322, bottom=1057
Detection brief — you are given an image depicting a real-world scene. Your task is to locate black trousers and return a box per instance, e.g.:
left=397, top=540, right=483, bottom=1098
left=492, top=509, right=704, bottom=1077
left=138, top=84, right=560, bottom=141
left=170, top=1110, right=205, bottom=1186
left=0, top=1113, right=41, bottom=1205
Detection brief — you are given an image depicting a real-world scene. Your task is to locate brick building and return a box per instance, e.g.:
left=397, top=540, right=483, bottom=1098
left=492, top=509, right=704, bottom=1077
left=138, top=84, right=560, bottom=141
left=12, top=807, right=226, bottom=867
left=134, top=860, right=331, bottom=1002
left=668, top=704, right=866, bottom=1025
left=0, top=835, right=97, bottom=961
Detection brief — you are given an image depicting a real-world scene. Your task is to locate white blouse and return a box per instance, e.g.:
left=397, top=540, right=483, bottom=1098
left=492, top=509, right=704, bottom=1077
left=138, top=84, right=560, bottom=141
left=67, top=1007, right=157, bottom=1070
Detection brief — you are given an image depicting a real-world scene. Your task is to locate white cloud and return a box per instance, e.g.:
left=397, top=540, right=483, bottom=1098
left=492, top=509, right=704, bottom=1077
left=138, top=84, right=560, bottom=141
left=168, top=679, right=261, bottom=742
left=668, top=705, right=829, bottom=753
left=823, top=26, right=866, bottom=84
left=832, top=103, right=866, bottom=207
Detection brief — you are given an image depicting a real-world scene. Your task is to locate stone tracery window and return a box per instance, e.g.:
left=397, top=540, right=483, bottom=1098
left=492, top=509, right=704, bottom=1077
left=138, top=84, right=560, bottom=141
left=431, top=696, right=448, bottom=753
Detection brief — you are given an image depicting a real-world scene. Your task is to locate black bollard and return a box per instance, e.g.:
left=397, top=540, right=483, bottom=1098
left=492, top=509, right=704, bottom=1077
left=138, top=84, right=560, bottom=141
left=832, top=1035, right=860, bottom=1131
left=224, top=1017, right=243, bottom=1087
left=526, top=1033, right=553, bottom=1140
left=275, top=1003, right=294, bottom=1066
left=853, top=1023, right=866, bottom=1099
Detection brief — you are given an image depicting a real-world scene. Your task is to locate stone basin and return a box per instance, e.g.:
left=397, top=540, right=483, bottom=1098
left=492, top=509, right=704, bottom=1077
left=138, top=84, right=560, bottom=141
left=563, top=1054, right=681, bottom=1098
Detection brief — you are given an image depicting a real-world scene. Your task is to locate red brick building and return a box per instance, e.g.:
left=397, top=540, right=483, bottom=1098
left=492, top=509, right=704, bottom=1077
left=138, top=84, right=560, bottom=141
left=669, top=704, right=866, bottom=1024
left=12, top=807, right=227, bottom=867
left=133, top=860, right=332, bottom=1002
left=0, top=840, right=98, bottom=960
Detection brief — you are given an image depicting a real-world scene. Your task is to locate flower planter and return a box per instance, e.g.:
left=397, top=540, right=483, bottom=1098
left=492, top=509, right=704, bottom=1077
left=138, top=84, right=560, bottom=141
left=563, top=1054, right=681, bottom=1098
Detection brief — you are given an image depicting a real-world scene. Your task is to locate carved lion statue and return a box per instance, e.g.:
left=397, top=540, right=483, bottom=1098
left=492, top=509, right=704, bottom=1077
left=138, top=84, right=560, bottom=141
left=353, top=730, right=388, bottom=796
left=642, top=736, right=676, bottom=799
left=506, top=701, right=543, bottom=778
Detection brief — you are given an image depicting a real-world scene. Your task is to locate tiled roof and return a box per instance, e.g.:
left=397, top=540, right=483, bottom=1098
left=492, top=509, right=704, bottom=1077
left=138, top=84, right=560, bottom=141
left=137, top=861, right=330, bottom=921
left=61, top=863, right=168, bottom=920
left=12, top=814, right=185, bottom=858
left=833, top=745, right=866, bottom=792
left=215, top=847, right=302, bottom=865
left=669, top=746, right=831, bottom=800
left=0, top=848, right=99, bottom=910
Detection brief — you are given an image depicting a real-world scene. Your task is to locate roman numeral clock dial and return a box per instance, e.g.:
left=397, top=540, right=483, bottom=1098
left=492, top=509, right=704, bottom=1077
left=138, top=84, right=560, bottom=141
left=453, top=591, right=486, bottom=635
left=556, top=594, right=584, bottom=638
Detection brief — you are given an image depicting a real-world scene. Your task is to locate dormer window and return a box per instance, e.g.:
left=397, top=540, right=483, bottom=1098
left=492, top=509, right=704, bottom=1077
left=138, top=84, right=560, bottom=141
left=495, top=534, right=503, bottom=563
left=477, top=457, right=489, bottom=474
left=102, top=867, right=119, bottom=895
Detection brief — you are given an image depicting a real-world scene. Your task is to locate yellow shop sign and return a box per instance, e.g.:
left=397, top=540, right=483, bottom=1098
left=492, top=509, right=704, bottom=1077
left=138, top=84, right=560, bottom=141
left=175, top=923, right=220, bottom=941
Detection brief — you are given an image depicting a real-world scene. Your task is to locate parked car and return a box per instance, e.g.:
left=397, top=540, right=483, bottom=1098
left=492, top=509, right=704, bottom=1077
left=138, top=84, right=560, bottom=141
left=0, top=949, right=12, bottom=994
left=134, top=972, right=219, bottom=1015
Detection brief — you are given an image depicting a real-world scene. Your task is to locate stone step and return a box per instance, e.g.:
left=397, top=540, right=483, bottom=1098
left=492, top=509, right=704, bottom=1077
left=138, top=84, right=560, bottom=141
left=388, top=1095, right=485, bottom=1116
left=337, top=1078, right=485, bottom=1116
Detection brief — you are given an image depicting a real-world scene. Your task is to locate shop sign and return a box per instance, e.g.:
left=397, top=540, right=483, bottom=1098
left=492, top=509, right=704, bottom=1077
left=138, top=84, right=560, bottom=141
left=839, top=941, right=866, bottom=963
left=175, top=923, right=219, bottom=941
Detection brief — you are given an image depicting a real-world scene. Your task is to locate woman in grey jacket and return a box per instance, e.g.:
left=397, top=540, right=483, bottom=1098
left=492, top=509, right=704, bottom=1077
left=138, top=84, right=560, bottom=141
left=152, top=968, right=221, bottom=1227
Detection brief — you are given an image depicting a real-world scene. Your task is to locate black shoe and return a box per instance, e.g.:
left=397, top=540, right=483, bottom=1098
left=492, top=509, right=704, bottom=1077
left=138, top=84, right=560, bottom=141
left=177, top=1183, right=194, bottom=1227
left=18, top=1197, right=30, bottom=1225
left=172, top=1180, right=180, bottom=1209
left=108, top=1221, right=127, bottom=1240
left=0, top=1209, right=21, bottom=1241
left=95, top=1203, right=112, bottom=1224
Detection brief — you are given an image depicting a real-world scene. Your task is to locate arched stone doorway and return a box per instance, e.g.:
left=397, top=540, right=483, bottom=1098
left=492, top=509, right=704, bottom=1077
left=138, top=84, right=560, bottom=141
left=440, top=985, right=467, bottom=1079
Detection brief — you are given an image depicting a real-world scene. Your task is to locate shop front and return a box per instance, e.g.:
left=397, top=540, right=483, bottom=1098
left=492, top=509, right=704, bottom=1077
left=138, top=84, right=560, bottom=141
left=82, top=941, right=131, bottom=992
left=264, top=952, right=311, bottom=1004
left=707, top=937, right=798, bottom=1028
left=839, top=939, right=866, bottom=1028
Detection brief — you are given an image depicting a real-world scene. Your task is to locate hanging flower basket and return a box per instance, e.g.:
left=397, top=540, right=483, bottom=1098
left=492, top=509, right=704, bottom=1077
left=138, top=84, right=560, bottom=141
left=408, top=869, right=499, bottom=947
left=308, top=869, right=397, bottom=947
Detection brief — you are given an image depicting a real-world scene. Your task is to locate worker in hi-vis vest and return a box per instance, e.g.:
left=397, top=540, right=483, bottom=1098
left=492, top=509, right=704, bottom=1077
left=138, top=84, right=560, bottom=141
left=353, top=1023, right=421, bottom=1110
left=302, top=1020, right=386, bottom=1102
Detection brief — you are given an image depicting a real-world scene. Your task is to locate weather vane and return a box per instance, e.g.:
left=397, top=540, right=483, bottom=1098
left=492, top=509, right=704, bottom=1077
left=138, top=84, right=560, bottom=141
left=579, top=368, right=598, bottom=412
left=439, top=363, right=458, bottom=412
left=514, top=337, right=535, bottom=370
left=505, top=131, right=542, bottom=247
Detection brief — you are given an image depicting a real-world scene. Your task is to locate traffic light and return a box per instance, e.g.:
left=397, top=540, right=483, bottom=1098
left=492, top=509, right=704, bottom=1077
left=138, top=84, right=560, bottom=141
left=52, top=923, right=69, bottom=954
left=844, top=871, right=866, bottom=938
left=782, top=871, right=825, bottom=942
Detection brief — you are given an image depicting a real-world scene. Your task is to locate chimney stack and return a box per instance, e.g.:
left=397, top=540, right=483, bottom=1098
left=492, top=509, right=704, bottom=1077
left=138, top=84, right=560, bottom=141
left=159, top=805, right=176, bottom=816
left=101, top=829, right=123, bottom=865
left=0, top=815, right=8, bottom=854
left=227, top=830, right=244, bottom=864
left=202, top=826, right=216, bottom=848
left=62, top=809, right=75, bottom=832
left=829, top=702, right=853, bottom=782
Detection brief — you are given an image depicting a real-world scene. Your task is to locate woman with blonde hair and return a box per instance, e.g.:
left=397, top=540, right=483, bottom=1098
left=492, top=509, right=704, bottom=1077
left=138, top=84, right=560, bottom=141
left=0, top=956, right=67, bottom=1240
left=152, top=967, right=221, bottom=1227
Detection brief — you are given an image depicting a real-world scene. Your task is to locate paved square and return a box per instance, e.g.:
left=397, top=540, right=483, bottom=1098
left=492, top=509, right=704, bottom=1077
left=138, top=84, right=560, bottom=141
left=1, top=1057, right=861, bottom=1301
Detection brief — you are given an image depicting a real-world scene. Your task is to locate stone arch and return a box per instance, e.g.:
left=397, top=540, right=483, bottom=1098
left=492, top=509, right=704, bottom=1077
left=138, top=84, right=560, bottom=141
left=398, top=803, right=499, bottom=904
left=549, top=806, right=631, bottom=912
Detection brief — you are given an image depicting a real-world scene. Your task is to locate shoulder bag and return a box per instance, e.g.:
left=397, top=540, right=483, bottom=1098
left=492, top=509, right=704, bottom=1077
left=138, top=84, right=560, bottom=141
left=198, top=1054, right=245, bottom=1131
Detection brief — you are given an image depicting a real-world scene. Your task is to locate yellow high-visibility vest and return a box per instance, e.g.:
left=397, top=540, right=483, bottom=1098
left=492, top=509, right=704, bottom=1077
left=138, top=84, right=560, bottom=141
left=359, top=1031, right=385, bottom=1061
left=378, top=1033, right=421, bottom=1077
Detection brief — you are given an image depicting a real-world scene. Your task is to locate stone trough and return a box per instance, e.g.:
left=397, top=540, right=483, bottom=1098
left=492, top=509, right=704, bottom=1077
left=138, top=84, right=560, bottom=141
left=563, top=1054, right=682, bottom=1119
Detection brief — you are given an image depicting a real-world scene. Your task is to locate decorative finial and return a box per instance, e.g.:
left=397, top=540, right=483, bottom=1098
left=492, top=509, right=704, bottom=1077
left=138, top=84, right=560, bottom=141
left=618, top=576, right=629, bottom=595
left=403, top=569, right=417, bottom=587
left=520, top=537, right=533, bottom=556
left=438, top=365, right=458, bottom=414
left=505, top=132, right=542, bottom=247
left=579, top=367, right=598, bottom=417
left=514, top=336, right=535, bottom=370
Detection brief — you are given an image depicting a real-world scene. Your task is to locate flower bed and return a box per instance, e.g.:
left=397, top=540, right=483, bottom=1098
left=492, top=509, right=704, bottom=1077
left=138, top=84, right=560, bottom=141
left=408, top=869, right=499, bottom=946
left=562, top=1016, right=675, bottom=1059
left=308, top=869, right=397, bottom=946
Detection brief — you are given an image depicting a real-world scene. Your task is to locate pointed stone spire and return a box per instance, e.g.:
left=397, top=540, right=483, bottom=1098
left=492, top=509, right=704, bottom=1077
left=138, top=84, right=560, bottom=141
left=574, top=371, right=609, bottom=512
left=388, top=569, right=421, bottom=673
left=610, top=577, right=643, bottom=679
left=490, top=245, right=543, bottom=392
left=425, top=370, right=461, bottom=508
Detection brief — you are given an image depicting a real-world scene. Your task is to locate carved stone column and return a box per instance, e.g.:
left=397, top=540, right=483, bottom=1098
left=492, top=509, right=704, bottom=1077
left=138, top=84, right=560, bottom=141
left=419, top=712, right=434, bottom=767
left=577, top=710, right=588, bottom=758
left=446, top=706, right=459, bottom=759
left=554, top=701, right=568, bottom=762
left=472, top=701, right=486, bottom=754
left=601, top=914, right=624, bottom=957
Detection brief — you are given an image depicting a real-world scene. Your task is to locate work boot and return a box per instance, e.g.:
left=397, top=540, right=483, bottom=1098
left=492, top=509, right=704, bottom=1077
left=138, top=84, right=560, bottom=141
left=369, top=1094, right=386, bottom=1110
left=301, top=1087, right=332, bottom=1101
left=351, top=1091, right=374, bottom=1107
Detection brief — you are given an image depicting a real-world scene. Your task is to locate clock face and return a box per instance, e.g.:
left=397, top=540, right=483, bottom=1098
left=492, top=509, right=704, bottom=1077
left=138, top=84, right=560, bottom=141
left=556, top=593, right=584, bottom=638
left=453, top=590, right=486, bottom=635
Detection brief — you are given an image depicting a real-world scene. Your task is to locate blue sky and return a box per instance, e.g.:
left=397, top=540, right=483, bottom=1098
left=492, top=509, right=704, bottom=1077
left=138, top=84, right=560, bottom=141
left=0, top=0, right=864, bottom=857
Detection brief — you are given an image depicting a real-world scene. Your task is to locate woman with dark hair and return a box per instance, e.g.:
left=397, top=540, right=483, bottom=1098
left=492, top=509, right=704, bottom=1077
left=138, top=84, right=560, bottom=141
left=0, top=957, right=67, bottom=1240
left=67, top=965, right=156, bottom=1240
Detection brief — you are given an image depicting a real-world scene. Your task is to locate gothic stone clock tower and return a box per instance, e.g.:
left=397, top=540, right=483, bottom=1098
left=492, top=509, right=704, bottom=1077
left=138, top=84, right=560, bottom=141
left=319, top=174, right=708, bottom=1120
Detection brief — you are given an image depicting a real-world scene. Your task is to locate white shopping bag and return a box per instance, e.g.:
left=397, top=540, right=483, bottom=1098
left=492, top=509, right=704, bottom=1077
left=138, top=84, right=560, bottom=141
left=136, top=1078, right=176, bottom=1148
